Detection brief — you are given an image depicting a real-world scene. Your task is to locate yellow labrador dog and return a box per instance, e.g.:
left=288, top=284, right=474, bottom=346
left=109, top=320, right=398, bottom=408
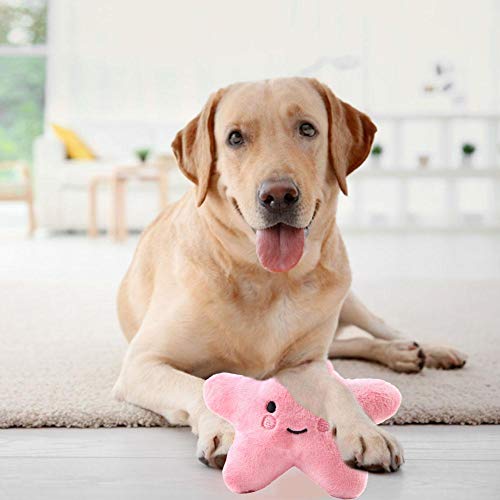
left=113, top=77, right=466, bottom=471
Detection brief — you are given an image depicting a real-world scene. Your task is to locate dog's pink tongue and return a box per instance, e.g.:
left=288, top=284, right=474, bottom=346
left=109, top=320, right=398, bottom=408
left=256, top=224, right=305, bottom=272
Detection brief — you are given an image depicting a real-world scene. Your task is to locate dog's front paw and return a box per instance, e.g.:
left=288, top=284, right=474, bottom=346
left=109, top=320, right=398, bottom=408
left=196, top=411, right=234, bottom=470
left=421, top=344, right=467, bottom=369
left=337, top=421, right=404, bottom=473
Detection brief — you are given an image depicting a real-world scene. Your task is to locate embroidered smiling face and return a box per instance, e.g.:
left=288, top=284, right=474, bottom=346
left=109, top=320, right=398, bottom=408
left=260, top=396, right=330, bottom=435
left=202, top=372, right=332, bottom=436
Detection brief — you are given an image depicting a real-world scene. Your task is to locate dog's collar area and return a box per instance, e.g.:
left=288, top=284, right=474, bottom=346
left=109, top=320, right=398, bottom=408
left=286, top=427, right=308, bottom=434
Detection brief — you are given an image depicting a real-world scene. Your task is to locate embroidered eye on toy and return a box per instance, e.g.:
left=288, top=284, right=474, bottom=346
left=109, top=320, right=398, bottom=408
left=203, top=365, right=401, bottom=499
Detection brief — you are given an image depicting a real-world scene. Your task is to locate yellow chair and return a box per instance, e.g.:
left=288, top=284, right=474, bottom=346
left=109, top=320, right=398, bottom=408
left=0, top=161, right=36, bottom=236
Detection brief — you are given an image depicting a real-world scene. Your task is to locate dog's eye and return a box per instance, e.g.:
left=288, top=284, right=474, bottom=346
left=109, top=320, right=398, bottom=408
left=266, top=401, right=276, bottom=413
left=299, top=122, right=317, bottom=138
left=227, top=130, right=244, bottom=147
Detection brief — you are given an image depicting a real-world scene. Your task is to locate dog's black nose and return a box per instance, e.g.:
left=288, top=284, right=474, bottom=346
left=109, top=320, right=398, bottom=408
left=258, top=178, right=300, bottom=212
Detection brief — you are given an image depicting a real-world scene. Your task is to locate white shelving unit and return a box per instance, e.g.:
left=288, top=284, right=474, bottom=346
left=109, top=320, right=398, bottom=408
left=341, top=113, right=500, bottom=232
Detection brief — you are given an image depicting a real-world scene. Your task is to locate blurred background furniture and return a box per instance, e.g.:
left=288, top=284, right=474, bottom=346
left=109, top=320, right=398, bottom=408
left=33, top=122, right=188, bottom=232
left=0, top=161, right=36, bottom=236
left=341, top=113, right=500, bottom=232
left=88, top=162, right=173, bottom=241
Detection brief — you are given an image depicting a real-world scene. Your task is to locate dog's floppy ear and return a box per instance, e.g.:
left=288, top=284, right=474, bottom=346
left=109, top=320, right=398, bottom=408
left=309, top=79, right=376, bottom=195
left=171, top=89, right=224, bottom=206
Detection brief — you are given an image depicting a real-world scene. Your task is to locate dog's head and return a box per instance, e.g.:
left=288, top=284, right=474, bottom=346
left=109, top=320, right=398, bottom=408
left=172, top=78, right=376, bottom=272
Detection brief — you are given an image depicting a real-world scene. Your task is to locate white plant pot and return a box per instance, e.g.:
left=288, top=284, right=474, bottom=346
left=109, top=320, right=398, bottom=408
left=418, top=155, right=430, bottom=169
left=461, top=154, right=474, bottom=167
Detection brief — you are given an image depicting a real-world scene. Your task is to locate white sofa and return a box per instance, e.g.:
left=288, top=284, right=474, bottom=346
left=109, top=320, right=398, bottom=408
left=33, top=121, right=190, bottom=232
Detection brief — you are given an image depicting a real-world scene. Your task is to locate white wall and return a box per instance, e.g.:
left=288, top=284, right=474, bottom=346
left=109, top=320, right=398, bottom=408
left=46, top=0, right=365, bottom=134
left=364, top=0, right=499, bottom=113
left=46, top=0, right=499, bottom=129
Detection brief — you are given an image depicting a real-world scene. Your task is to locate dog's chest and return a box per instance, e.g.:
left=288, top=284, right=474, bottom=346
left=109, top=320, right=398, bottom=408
left=213, top=277, right=341, bottom=376
left=232, top=278, right=320, bottom=330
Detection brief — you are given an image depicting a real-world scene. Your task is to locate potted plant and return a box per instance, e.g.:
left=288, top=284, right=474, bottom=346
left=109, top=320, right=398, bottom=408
left=461, top=142, right=476, bottom=167
left=371, top=143, right=383, bottom=167
left=135, top=147, right=151, bottom=164
left=417, top=153, right=430, bottom=169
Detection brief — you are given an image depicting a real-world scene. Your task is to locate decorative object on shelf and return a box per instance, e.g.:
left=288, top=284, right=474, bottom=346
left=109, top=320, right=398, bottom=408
left=417, top=154, right=430, bottom=168
left=422, top=60, right=466, bottom=108
left=461, top=142, right=476, bottom=167
left=370, top=143, right=383, bottom=167
left=135, top=147, right=151, bottom=163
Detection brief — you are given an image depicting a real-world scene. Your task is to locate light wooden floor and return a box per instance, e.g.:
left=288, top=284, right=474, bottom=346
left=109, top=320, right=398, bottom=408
left=1, top=425, right=499, bottom=499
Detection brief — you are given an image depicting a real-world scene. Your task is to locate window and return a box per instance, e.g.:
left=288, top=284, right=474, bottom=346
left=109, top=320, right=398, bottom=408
left=0, top=0, right=47, bottom=164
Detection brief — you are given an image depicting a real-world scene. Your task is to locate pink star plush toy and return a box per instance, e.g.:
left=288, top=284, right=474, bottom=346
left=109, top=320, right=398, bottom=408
left=203, top=364, right=401, bottom=499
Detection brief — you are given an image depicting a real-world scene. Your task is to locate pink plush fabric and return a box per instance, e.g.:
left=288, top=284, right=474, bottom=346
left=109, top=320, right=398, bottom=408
left=203, top=365, right=401, bottom=499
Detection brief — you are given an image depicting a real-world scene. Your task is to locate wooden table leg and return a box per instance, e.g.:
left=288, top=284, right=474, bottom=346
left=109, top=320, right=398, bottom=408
left=88, top=177, right=99, bottom=238
left=22, top=165, right=36, bottom=237
left=110, top=175, right=119, bottom=241
left=27, top=190, right=36, bottom=237
left=158, top=168, right=168, bottom=211
left=117, top=178, right=127, bottom=241
left=111, top=175, right=127, bottom=242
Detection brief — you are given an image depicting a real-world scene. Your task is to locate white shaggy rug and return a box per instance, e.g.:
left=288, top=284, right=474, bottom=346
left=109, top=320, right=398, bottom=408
left=1, top=278, right=499, bottom=427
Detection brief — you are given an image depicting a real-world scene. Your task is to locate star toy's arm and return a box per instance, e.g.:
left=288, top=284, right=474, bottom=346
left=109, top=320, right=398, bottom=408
left=223, top=434, right=294, bottom=494
left=344, top=378, right=402, bottom=424
left=297, top=439, right=368, bottom=500
left=203, top=373, right=243, bottom=423
left=326, top=363, right=401, bottom=424
left=204, top=372, right=263, bottom=427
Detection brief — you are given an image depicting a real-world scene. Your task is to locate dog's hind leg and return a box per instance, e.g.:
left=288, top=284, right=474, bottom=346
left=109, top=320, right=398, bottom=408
left=331, top=291, right=425, bottom=372
left=329, top=336, right=425, bottom=373
left=337, top=291, right=402, bottom=341
left=331, top=290, right=466, bottom=371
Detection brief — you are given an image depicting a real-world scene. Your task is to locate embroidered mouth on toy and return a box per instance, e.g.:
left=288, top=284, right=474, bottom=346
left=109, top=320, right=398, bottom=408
left=286, top=427, right=308, bottom=434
